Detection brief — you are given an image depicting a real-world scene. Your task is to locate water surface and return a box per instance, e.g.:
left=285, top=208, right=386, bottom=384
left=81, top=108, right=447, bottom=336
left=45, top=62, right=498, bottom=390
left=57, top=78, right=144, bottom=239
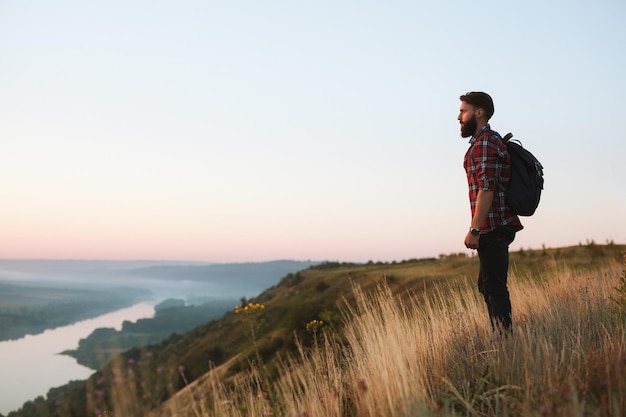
left=0, top=303, right=155, bottom=415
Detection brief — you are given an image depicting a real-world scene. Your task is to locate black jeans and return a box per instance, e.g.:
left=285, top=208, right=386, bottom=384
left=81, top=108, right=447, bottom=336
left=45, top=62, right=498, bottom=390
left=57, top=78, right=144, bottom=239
left=477, top=226, right=516, bottom=333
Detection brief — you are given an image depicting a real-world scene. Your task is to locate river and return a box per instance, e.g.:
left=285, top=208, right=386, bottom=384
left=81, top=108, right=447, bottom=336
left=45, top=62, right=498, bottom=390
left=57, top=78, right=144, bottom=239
left=0, top=302, right=155, bottom=415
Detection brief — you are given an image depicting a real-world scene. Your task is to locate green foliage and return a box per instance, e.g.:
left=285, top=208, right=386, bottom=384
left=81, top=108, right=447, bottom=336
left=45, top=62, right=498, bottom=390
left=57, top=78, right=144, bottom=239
left=280, top=272, right=304, bottom=287
left=315, top=281, right=330, bottom=292
left=309, top=261, right=360, bottom=270
left=62, top=299, right=236, bottom=370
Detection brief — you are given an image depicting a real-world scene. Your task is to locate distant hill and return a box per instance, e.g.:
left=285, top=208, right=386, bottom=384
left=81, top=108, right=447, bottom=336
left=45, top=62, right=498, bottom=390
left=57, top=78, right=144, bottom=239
left=0, top=283, right=150, bottom=341
left=0, top=260, right=318, bottom=342
left=119, top=260, right=320, bottom=299
left=0, top=259, right=318, bottom=285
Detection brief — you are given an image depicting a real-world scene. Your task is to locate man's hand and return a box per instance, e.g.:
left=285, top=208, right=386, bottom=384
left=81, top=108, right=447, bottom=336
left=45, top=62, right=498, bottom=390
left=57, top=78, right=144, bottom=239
left=465, top=189, right=493, bottom=250
left=465, top=231, right=479, bottom=250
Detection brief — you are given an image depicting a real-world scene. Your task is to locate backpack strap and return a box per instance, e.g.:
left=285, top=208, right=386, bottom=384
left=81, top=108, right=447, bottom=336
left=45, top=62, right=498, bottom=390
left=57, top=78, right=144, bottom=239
left=497, top=132, right=514, bottom=191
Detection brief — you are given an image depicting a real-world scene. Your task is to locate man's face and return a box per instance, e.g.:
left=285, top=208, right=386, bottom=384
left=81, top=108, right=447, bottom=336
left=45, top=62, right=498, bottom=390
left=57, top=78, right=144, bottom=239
left=458, top=101, right=477, bottom=138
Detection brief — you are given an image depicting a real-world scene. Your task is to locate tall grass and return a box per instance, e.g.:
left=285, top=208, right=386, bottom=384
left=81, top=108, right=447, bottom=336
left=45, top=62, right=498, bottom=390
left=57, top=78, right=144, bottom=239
left=134, top=256, right=625, bottom=417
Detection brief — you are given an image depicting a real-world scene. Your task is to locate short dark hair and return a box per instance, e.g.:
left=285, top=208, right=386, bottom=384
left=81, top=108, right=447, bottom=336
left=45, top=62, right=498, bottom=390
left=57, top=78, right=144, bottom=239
left=460, top=92, right=494, bottom=120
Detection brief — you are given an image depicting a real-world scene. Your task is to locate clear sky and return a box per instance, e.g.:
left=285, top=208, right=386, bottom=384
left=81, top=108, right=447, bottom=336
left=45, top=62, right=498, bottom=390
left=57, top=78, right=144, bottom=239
left=1, top=1, right=625, bottom=263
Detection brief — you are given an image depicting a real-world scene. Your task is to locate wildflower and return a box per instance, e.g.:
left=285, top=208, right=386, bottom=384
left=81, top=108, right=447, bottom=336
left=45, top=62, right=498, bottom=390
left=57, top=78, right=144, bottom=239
left=234, top=301, right=267, bottom=360
left=306, top=319, right=324, bottom=333
left=234, top=302, right=265, bottom=315
left=178, top=365, right=186, bottom=372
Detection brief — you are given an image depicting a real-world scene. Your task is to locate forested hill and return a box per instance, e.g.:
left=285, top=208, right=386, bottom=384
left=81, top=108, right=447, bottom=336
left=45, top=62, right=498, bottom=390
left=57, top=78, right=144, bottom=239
left=0, top=284, right=149, bottom=342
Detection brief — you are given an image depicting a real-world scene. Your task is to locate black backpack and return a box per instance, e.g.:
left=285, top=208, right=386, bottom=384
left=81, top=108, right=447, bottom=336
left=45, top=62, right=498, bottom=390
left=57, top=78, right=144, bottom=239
left=501, top=133, right=544, bottom=216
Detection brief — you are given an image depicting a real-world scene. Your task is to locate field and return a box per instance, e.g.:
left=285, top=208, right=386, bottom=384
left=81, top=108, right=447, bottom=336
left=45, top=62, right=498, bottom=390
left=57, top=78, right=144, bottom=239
left=7, top=244, right=626, bottom=417
left=150, top=245, right=626, bottom=417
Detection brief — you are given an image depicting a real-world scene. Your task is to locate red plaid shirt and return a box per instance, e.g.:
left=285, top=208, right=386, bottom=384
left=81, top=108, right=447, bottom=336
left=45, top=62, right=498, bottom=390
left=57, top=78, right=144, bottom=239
left=464, top=125, right=523, bottom=233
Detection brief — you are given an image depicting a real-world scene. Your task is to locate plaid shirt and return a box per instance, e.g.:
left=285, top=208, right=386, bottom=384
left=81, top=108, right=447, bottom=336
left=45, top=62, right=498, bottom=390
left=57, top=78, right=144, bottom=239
left=464, top=125, right=522, bottom=233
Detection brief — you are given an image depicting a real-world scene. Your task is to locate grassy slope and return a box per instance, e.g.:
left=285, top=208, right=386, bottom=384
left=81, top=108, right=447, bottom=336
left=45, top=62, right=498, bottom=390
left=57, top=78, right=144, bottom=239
left=8, top=243, right=625, bottom=417
left=158, top=243, right=625, bottom=417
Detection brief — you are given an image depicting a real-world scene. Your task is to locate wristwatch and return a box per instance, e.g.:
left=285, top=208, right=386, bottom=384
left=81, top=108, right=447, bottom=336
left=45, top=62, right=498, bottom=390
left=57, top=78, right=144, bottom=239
left=469, top=227, right=481, bottom=236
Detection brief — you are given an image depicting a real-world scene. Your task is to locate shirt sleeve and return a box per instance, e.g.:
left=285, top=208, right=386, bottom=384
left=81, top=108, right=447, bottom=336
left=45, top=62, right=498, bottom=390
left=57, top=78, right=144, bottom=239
left=472, top=137, right=502, bottom=191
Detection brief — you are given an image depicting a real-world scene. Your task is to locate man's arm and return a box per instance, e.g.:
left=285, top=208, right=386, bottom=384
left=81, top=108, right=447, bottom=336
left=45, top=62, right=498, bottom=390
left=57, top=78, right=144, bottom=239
left=465, top=189, right=494, bottom=249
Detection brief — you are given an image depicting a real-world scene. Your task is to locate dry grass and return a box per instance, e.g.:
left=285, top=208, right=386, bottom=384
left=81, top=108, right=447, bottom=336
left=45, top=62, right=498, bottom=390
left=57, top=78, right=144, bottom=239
left=112, top=256, right=625, bottom=417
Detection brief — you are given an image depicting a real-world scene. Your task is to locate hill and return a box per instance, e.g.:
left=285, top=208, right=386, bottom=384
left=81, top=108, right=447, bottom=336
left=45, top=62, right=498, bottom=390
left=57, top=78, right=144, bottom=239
left=0, top=259, right=317, bottom=343
left=60, top=298, right=239, bottom=370
left=6, top=243, right=625, bottom=417
left=0, top=283, right=150, bottom=342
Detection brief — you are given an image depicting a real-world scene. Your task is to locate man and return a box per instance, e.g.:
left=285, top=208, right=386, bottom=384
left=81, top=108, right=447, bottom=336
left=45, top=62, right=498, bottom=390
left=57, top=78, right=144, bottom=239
left=458, top=92, right=523, bottom=337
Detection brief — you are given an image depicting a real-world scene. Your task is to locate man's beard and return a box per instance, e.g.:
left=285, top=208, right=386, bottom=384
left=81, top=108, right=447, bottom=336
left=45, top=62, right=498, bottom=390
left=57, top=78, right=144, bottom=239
left=460, top=114, right=477, bottom=138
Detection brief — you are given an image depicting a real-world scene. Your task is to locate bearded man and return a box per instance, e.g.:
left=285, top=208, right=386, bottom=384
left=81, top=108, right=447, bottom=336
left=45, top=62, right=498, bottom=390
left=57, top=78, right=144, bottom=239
left=458, top=92, right=523, bottom=337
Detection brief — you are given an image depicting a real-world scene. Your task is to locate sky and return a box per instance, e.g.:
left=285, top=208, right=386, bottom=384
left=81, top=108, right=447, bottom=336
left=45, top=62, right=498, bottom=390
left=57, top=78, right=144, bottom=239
left=1, top=1, right=625, bottom=263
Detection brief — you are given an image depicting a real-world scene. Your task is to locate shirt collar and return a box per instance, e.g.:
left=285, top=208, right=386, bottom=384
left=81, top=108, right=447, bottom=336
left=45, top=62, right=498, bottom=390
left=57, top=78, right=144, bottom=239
left=468, top=124, right=490, bottom=144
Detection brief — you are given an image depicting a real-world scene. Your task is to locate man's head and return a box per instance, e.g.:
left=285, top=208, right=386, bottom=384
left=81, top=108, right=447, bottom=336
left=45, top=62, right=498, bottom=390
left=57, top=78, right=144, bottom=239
left=458, top=92, right=494, bottom=138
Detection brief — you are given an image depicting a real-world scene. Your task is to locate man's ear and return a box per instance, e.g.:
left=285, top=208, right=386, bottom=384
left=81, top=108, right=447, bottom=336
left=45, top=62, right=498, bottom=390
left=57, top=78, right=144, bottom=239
left=475, top=108, right=484, bottom=119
